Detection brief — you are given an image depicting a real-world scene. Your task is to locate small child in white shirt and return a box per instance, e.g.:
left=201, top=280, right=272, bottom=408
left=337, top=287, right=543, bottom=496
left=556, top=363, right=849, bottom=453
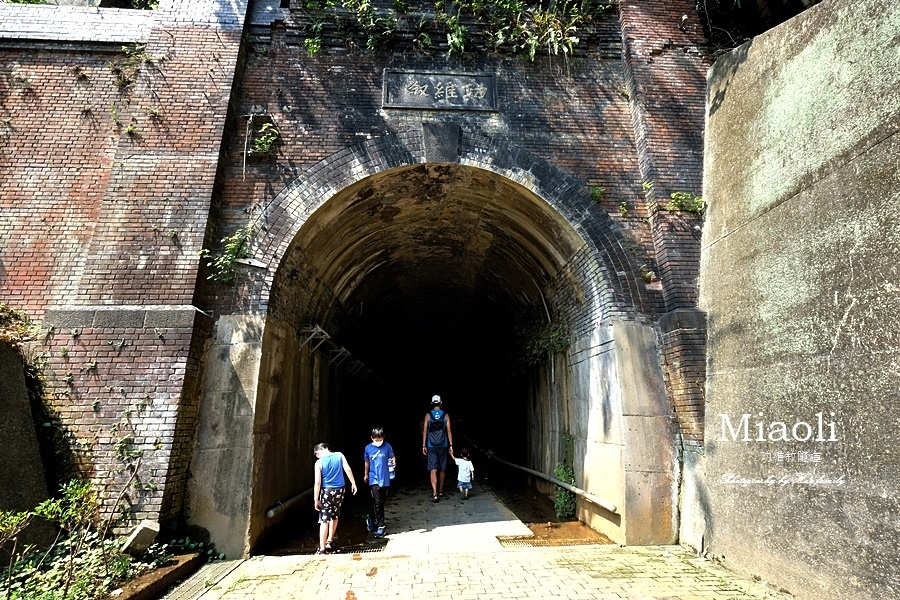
left=451, top=447, right=475, bottom=500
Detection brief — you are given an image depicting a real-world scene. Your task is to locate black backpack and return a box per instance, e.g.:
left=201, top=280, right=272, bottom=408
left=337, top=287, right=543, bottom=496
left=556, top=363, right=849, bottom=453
left=427, top=410, right=447, bottom=447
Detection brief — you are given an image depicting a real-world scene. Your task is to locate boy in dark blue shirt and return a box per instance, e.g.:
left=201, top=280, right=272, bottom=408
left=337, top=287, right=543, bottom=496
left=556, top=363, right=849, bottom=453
left=363, top=427, right=396, bottom=539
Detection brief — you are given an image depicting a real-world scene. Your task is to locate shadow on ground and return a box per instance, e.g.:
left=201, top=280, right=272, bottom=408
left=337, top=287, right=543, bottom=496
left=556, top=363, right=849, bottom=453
left=254, top=452, right=610, bottom=556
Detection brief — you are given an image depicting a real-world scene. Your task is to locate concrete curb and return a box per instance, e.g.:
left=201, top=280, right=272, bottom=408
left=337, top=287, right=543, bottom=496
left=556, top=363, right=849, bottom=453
left=114, top=553, right=205, bottom=600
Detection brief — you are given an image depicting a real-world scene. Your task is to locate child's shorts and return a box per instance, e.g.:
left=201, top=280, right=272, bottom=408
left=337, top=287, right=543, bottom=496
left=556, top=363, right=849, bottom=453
left=457, top=481, right=473, bottom=490
left=318, top=487, right=345, bottom=523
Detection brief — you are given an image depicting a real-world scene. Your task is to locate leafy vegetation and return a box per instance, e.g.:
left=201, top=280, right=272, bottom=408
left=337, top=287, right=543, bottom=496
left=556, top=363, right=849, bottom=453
left=516, top=318, right=569, bottom=367
left=554, top=431, right=577, bottom=519
left=1, top=481, right=128, bottom=600
left=293, top=0, right=611, bottom=59
left=199, top=226, right=255, bottom=283
left=251, top=123, right=280, bottom=153
left=0, top=481, right=222, bottom=600
left=666, top=191, right=706, bottom=214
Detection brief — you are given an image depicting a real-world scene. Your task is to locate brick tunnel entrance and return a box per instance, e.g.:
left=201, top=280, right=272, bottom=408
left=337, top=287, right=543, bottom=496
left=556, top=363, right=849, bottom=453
left=269, top=162, right=587, bottom=459
left=187, top=128, right=677, bottom=558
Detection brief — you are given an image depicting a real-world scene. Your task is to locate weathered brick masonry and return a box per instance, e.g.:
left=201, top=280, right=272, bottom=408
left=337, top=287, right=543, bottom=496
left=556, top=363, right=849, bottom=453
left=620, top=0, right=711, bottom=447
left=1, top=0, right=711, bottom=529
left=1, top=0, right=249, bottom=526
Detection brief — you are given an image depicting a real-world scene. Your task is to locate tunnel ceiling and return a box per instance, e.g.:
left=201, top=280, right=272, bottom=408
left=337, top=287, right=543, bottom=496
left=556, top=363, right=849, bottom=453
left=270, top=162, right=588, bottom=374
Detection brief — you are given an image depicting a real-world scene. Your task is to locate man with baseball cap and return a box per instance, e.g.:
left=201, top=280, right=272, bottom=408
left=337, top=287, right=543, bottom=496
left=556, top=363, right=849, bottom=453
left=422, top=394, right=454, bottom=502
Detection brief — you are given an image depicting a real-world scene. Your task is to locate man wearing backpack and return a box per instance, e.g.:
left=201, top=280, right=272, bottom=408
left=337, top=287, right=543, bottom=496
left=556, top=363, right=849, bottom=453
left=422, top=394, right=454, bottom=503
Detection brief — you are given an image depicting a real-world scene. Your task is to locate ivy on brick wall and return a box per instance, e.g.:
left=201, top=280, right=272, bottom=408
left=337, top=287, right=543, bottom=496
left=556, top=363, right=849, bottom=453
left=296, top=0, right=612, bottom=58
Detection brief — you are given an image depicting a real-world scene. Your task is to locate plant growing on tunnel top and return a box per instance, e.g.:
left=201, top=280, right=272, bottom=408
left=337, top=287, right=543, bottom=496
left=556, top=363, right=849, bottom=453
left=199, top=226, right=255, bottom=283
left=520, top=6, right=579, bottom=62
left=343, top=0, right=397, bottom=51
left=589, top=185, right=605, bottom=204
left=306, top=34, right=324, bottom=56
left=305, top=18, right=325, bottom=56
left=666, top=192, right=706, bottom=214
left=443, top=14, right=468, bottom=56
left=287, top=0, right=609, bottom=59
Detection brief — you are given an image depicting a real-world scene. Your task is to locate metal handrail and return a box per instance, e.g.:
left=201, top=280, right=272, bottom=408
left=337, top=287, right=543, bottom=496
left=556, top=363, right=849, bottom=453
left=266, top=487, right=314, bottom=519
left=467, top=438, right=618, bottom=514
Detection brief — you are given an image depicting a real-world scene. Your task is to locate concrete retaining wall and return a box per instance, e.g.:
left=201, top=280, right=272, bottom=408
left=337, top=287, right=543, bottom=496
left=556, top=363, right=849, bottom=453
left=695, top=0, right=900, bottom=597
left=529, top=319, right=677, bottom=545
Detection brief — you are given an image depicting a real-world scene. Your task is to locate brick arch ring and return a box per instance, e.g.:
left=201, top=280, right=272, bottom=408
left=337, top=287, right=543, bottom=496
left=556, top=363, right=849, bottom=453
left=245, top=123, right=650, bottom=323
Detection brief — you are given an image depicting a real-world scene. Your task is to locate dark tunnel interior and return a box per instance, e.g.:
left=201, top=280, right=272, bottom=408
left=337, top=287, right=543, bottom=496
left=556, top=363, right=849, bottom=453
left=268, top=163, right=586, bottom=469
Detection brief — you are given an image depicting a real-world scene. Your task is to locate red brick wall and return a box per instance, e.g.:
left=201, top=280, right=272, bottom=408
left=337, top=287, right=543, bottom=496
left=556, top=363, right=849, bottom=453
left=0, top=45, right=120, bottom=320
left=619, top=0, right=712, bottom=445
left=206, top=9, right=657, bottom=316
left=37, top=311, right=202, bottom=526
left=1, top=1, right=248, bottom=526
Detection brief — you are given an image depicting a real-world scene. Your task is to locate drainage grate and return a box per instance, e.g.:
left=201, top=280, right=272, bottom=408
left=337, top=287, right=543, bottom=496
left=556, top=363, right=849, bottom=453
left=161, top=559, right=244, bottom=600
left=272, top=541, right=388, bottom=556
left=334, top=541, right=388, bottom=554
left=497, top=536, right=610, bottom=548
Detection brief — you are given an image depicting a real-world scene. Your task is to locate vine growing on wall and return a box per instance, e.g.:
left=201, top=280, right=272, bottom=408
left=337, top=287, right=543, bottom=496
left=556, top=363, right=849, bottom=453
left=516, top=318, right=570, bottom=368
left=198, top=226, right=255, bottom=283
left=554, top=430, right=577, bottom=519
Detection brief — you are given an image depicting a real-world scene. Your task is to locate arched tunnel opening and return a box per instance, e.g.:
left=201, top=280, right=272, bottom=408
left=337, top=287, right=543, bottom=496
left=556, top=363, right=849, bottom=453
left=233, top=156, right=674, bottom=556
left=249, top=162, right=588, bottom=550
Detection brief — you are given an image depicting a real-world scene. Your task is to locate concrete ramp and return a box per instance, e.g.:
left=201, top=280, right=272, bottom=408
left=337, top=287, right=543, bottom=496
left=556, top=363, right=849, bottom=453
left=379, top=481, right=533, bottom=555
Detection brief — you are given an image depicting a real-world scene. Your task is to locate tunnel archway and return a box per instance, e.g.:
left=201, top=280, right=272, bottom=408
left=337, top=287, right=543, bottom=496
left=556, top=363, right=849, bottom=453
left=189, top=125, right=677, bottom=557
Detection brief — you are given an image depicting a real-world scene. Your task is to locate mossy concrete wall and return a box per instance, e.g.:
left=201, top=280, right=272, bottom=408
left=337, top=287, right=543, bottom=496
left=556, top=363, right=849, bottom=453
left=529, top=320, right=676, bottom=546
left=0, top=342, right=53, bottom=546
left=696, top=0, right=900, bottom=597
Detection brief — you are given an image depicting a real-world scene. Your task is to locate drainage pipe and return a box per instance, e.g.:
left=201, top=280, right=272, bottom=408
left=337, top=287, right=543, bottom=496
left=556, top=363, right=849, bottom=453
left=470, top=442, right=618, bottom=514
left=266, top=487, right=314, bottom=519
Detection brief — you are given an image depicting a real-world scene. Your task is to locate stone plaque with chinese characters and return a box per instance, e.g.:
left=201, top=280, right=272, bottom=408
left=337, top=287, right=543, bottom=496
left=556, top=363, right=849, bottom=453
left=383, top=70, right=498, bottom=111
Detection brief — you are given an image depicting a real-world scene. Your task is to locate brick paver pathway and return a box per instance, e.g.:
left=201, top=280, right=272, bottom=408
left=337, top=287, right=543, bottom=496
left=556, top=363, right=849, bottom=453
left=167, top=482, right=788, bottom=600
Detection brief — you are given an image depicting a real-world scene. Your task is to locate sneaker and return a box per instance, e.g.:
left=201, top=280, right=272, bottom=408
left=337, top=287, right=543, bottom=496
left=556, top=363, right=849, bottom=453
left=366, top=516, right=375, bottom=532
left=431, top=495, right=439, bottom=503
left=374, top=526, right=385, bottom=538
left=315, top=548, right=326, bottom=555
left=325, top=540, right=333, bottom=552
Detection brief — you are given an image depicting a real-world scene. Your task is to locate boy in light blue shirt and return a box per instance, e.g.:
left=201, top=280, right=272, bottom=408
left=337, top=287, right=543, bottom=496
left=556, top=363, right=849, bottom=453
left=313, top=442, right=357, bottom=554
left=363, top=427, right=396, bottom=539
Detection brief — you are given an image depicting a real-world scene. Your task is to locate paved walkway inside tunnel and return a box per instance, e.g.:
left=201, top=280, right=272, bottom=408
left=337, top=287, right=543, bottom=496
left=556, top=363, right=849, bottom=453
left=165, top=481, right=788, bottom=600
